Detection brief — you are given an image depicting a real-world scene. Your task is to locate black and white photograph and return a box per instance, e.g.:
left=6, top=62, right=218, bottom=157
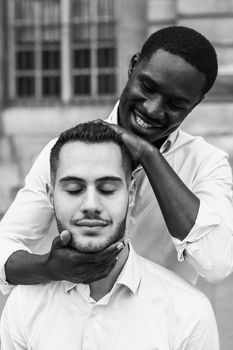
left=0, top=0, right=233, bottom=349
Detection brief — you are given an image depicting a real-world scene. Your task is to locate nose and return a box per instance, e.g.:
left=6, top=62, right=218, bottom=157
left=80, top=187, right=102, bottom=215
left=143, top=94, right=164, bottom=118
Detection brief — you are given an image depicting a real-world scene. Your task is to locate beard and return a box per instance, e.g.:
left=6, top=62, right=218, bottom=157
left=54, top=212, right=127, bottom=253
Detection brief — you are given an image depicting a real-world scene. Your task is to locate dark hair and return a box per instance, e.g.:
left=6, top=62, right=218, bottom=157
left=140, top=26, right=218, bottom=95
left=50, top=121, right=132, bottom=185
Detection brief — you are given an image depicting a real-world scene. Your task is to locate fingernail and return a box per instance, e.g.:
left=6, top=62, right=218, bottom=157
left=117, top=242, right=124, bottom=250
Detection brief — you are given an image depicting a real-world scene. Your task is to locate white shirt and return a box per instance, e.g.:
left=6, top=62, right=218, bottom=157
left=0, top=102, right=233, bottom=293
left=0, top=245, right=219, bottom=350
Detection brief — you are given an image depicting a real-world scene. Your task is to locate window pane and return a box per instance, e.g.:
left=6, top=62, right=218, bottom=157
left=97, top=48, right=115, bottom=68
left=16, top=51, right=35, bottom=70
left=73, top=49, right=91, bottom=68
left=42, top=26, right=60, bottom=44
left=97, top=0, right=114, bottom=17
left=42, top=50, right=60, bottom=70
left=40, top=0, right=60, bottom=25
left=98, top=23, right=115, bottom=40
left=73, top=75, right=91, bottom=95
left=71, top=0, right=90, bottom=18
left=15, top=0, right=35, bottom=20
left=98, top=74, right=116, bottom=94
left=15, top=27, right=35, bottom=44
left=71, top=24, right=90, bottom=42
left=16, top=77, right=35, bottom=97
left=42, top=76, right=60, bottom=97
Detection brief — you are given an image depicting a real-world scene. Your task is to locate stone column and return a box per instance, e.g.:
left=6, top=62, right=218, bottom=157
left=0, top=0, right=5, bottom=129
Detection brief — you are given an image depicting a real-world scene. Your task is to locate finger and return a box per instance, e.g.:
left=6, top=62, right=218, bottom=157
left=71, top=249, right=120, bottom=272
left=90, top=241, right=124, bottom=263
left=88, top=249, right=121, bottom=267
left=60, top=230, right=71, bottom=246
left=94, top=258, right=118, bottom=280
left=51, top=235, right=64, bottom=248
left=71, top=241, right=124, bottom=263
left=83, top=258, right=118, bottom=283
left=92, top=119, right=110, bottom=127
left=108, top=123, right=124, bottom=136
left=93, top=118, right=104, bottom=123
left=98, top=247, right=123, bottom=264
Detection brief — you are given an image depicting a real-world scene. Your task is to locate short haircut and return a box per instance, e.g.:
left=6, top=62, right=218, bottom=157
left=140, top=26, right=218, bottom=95
left=50, top=121, right=132, bottom=185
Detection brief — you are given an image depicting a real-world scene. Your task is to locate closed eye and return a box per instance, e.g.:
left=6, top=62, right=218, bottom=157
left=64, top=183, right=85, bottom=194
left=168, top=100, right=186, bottom=111
left=141, top=80, right=155, bottom=93
left=66, top=189, right=83, bottom=195
left=97, top=182, right=119, bottom=195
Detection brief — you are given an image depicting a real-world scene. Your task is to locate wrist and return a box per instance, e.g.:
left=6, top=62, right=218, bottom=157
left=5, top=251, right=50, bottom=285
left=40, top=252, right=60, bottom=282
left=140, top=141, right=158, bottom=163
left=36, top=253, right=52, bottom=282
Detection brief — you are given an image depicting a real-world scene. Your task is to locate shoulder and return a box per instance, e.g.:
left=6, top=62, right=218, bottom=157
left=34, top=137, right=58, bottom=161
left=25, top=137, right=59, bottom=185
left=5, top=281, right=64, bottom=315
left=1, top=282, right=65, bottom=340
left=177, top=129, right=228, bottom=160
left=139, top=256, right=211, bottom=316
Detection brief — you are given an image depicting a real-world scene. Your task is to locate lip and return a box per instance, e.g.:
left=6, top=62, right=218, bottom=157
left=74, top=220, right=109, bottom=227
left=133, top=109, right=164, bottom=129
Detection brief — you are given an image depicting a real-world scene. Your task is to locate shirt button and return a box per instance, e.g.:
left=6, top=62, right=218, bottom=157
left=91, top=309, right=97, bottom=316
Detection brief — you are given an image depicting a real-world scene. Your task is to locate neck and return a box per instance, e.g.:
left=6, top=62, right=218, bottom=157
left=89, top=244, right=129, bottom=301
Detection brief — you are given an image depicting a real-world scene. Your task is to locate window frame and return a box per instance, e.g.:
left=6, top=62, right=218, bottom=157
left=7, top=0, right=118, bottom=105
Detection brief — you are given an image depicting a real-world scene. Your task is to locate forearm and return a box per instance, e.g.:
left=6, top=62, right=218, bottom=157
left=5, top=250, right=50, bottom=285
left=141, top=144, right=199, bottom=240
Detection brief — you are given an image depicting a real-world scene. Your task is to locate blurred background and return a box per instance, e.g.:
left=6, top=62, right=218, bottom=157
left=0, top=0, right=233, bottom=348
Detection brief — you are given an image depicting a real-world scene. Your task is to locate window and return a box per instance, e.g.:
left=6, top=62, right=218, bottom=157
left=7, top=0, right=117, bottom=103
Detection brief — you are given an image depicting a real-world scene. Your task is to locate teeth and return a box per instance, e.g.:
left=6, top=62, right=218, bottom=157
left=135, top=115, right=153, bottom=129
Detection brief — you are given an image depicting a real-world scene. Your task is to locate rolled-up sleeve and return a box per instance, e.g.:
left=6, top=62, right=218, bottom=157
left=172, top=150, right=233, bottom=282
left=0, top=139, right=56, bottom=294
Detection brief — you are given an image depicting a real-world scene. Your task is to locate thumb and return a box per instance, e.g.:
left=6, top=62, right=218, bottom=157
left=60, top=230, right=72, bottom=246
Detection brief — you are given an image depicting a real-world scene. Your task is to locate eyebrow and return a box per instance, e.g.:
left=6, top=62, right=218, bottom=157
left=59, top=176, right=123, bottom=184
left=139, top=73, right=191, bottom=104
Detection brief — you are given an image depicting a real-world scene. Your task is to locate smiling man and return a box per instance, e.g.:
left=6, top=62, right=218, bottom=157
left=118, top=48, right=205, bottom=146
left=0, top=26, right=233, bottom=292
left=0, top=122, right=219, bottom=350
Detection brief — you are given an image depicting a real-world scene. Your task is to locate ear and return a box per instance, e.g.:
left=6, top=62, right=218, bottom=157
left=124, top=179, right=136, bottom=238
left=128, top=178, right=136, bottom=209
left=46, top=183, right=54, bottom=207
left=128, top=52, right=141, bottom=78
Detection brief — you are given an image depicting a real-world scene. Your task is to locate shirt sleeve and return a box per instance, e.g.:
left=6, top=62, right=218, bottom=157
left=0, top=139, right=57, bottom=294
left=0, top=290, right=27, bottom=350
left=174, top=295, right=219, bottom=350
left=171, top=150, right=233, bottom=282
